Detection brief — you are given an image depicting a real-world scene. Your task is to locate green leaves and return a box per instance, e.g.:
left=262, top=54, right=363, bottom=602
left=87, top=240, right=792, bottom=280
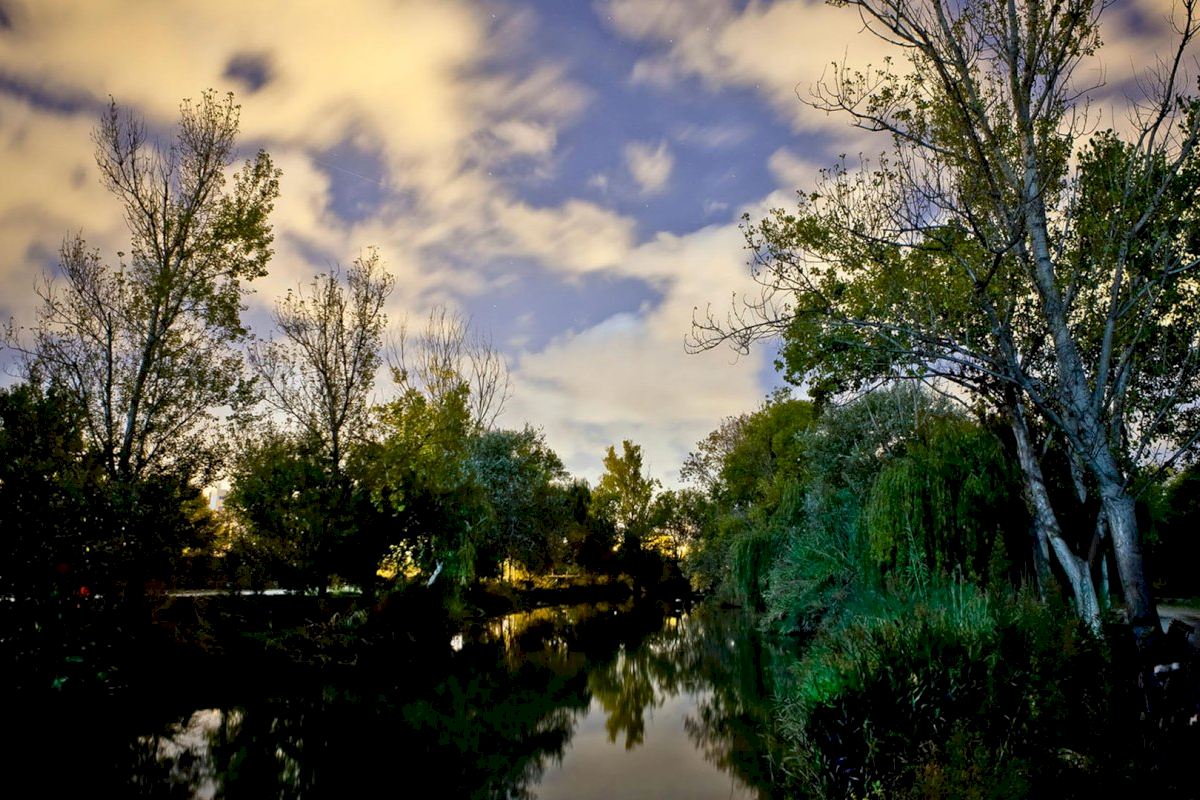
left=591, top=440, right=659, bottom=556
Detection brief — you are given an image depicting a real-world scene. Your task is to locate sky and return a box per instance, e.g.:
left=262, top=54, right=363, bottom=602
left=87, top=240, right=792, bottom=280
left=0, top=0, right=1187, bottom=484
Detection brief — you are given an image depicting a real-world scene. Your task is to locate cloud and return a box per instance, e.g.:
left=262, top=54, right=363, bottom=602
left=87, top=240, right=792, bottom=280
left=503, top=221, right=770, bottom=485
left=0, top=1, right=638, bottom=323
left=767, top=146, right=824, bottom=192
left=703, top=199, right=730, bottom=218
left=0, top=0, right=787, bottom=483
left=604, top=0, right=886, bottom=133
left=605, top=0, right=1200, bottom=144
left=490, top=198, right=637, bottom=274
left=0, top=94, right=126, bottom=326
left=624, top=139, right=675, bottom=195
left=490, top=120, right=558, bottom=158
left=674, top=121, right=752, bottom=149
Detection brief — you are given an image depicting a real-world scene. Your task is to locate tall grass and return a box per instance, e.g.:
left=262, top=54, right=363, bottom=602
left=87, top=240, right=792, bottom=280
left=771, top=582, right=1158, bottom=798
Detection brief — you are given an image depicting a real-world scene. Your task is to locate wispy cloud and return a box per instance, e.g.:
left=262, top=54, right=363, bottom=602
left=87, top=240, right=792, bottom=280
left=624, top=139, right=674, bottom=196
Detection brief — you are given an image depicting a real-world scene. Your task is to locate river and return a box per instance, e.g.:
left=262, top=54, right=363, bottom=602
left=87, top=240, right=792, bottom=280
left=58, top=601, right=796, bottom=798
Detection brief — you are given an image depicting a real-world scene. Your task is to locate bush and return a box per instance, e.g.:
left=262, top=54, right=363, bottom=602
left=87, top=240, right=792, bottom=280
left=774, top=585, right=1156, bottom=798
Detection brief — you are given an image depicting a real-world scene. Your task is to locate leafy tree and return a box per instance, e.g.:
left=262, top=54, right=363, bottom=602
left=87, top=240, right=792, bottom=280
left=591, top=440, right=660, bottom=558
left=1, top=379, right=219, bottom=602
left=1147, top=465, right=1200, bottom=597
left=0, top=382, right=100, bottom=600
left=225, top=431, right=350, bottom=591
left=681, top=393, right=813, bottom=598
left=648, top=488, right=710, bottom=563
left=559, top=479, right=617, bottom=574
left=680, top=413, right=749, bottom=497
left=712, top=392, right=813, bottom=515
left=469, top=426, right=568, bottom=577
left=369, top=384, right=486, bottom=585
left=691, top=0, right=1200, bottom=642
left=863, top=417, right=1025, bottom=588
left=9, top=91, right=280, bottom=484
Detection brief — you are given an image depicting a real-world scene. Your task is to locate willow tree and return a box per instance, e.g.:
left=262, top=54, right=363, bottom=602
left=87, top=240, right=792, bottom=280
left=9, top=91, right=280, bottom=483
left=692, top=0, right=1200, bottom=644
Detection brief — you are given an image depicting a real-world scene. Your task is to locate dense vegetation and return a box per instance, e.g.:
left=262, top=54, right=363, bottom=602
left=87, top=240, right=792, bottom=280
left=676, top=385, right=1200, bottom=796
left=680, top=1, right=1200, bottom=791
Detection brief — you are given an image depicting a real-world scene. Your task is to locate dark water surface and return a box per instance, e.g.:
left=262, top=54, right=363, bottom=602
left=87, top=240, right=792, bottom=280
left=35, top=602, right=792, bottom=798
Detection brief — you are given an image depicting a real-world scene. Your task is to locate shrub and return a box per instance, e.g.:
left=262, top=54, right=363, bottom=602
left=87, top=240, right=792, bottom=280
left=774, top=585, right=1152, bottom=798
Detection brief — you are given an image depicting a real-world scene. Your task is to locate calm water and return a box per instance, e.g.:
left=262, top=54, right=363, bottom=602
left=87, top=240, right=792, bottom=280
left=87, top=602, right=792, bottom=798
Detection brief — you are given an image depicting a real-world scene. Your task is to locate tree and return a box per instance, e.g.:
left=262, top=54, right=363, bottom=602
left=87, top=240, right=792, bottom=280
left=250, top=250, right=393, bottom=475
left=591, top=440, right=660, bottom=557
left=469, top=426, right=569, bottom=577
left=648, top=488, right=710, bottom=563
left=680, top=413, right=749, bottom=497
left=691, top=0, right=1200, bottom=644
left=0, top=382, right=99, bottom=600
left=680, top=393, right=815, bottom=601
left=391, top=306, right=512, bottom=431
left=368, top=384, right=486, bottom=585
left=225, top=431, right=354, bottom=592
left=7, top=91, right=280, bottom=483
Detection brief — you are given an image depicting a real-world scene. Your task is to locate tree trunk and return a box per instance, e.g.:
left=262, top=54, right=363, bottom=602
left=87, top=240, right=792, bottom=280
left=1019, top=134, right=1160, bottom=648
left=1099, top=476, right=1161, bottom=647
left=1009, top=398, right=1100, bottom=628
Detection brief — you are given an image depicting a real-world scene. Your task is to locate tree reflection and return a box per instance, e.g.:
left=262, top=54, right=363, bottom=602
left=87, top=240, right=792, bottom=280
left=116, top=603, right=796, bottom=798
left=588, top=647, right=661, bottom=748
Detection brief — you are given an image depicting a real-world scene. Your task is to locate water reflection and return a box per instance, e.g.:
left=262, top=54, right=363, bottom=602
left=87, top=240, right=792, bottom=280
left=119, top=603, right=791, bottom=798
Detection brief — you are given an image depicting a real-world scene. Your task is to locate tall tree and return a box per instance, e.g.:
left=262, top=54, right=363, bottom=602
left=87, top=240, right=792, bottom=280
left=8, top=91, right=280, bottom=482
left=692, top=0, right=1200, bottom=644
left=250, top=249, right=393, bottom=474
left=591, top=440, right=660, bottom=556
left=369, top=384, right=485, bottom=585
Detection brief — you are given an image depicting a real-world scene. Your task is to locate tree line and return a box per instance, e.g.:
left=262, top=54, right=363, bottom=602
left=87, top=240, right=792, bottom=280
left=0, top=91, right=695, bottom=617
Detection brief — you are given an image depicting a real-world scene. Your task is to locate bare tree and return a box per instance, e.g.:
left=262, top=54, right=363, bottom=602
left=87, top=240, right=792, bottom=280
left=390, top=305, right=512, bottom=431
left=249, top=249, right=394, bottom=474
left=7, top=91, right=280, bottom=482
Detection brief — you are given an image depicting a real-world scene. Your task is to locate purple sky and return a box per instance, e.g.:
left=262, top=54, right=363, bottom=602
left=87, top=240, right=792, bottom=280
left=0, top=0, right=1185, bottom=483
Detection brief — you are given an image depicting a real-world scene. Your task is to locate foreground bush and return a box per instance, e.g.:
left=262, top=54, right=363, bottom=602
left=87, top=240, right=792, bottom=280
left=775, top=584, right=1196, bottom=798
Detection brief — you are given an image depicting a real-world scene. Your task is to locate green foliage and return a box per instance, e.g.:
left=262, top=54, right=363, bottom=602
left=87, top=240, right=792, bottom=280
left=776, top=586, right=1144, bottom=798
left=12, top=91, right=280, bottom=483
left=590, top=440, right=659, bottom=557
left=729, top=528, right=778, bottom=612
left=715, top=391, right=814, bottom=513
left=369, top=383, right=487, bottom=585
left=682, top=393, right=815, bottom=599
left=559, top=479, right=618, bottom=574
left=1146, top=464, right=1200, bottom=597
left=1, top=380, right=218, bottom=601
left=469, top=425, right=569, bottom=576
left=225, top=431, right=354, bottom=592
left=0, top=382, right=99, bottom=599
left=863, top=417, right=1022, bottom=586
left=647, top=487, right=709, bottom=562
